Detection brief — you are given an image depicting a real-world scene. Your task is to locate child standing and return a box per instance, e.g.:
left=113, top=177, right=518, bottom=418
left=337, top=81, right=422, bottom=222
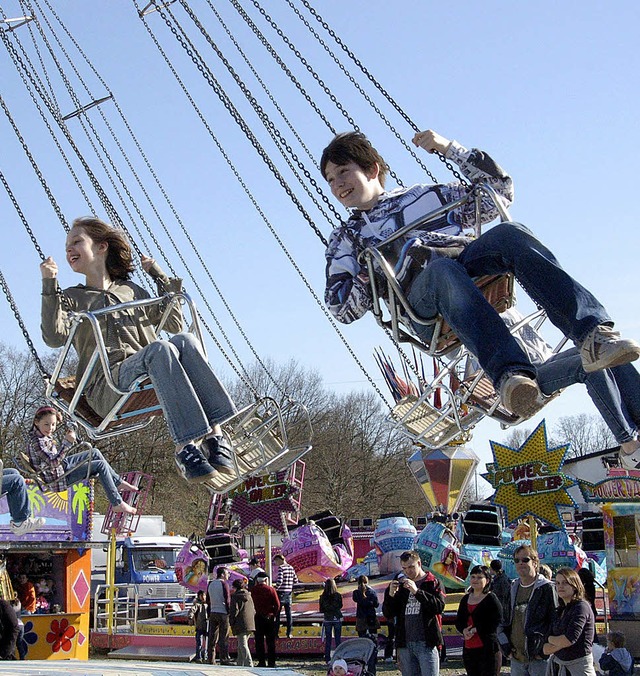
left=28, top=406, right=137, bottom=514
left=40, top=217, right=237, bottom=484
left=188, top=590, right=208, bottom=664
left=599, top=631, right=635, bottom=676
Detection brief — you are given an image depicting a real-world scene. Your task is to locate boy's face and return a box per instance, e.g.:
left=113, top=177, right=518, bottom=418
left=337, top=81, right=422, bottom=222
left=333, top=667, right=347, bottom=676
left=324, top=160, right=383, bottom=211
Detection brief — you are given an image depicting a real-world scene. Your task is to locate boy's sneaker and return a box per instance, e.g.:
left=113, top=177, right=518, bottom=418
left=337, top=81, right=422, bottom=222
left=10, top=516, right=46, bottom=536
left=619, top=442, right=640, bottom=470
left=175, top=444, right=217, bottom=483
left=499, top=373, right=544, bottom=418
left=580, top=325, right=640, bottom=373
left=201, top=435, right=235, bottom=475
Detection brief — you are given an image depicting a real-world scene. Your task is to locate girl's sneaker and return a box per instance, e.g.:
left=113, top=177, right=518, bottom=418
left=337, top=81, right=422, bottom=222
left=10, top=516, right=46, bottom=535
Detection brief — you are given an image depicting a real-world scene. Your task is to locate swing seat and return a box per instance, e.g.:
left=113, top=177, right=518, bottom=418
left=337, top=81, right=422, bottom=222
left=14, top=441, right=95, bottom=493
left=45, top=291, right=199, bottom=440
left=203, top=397, right=313, bottom=495
left=101, top=471, right=154, bottom=536
left=361, top=181, right=515, bottom=358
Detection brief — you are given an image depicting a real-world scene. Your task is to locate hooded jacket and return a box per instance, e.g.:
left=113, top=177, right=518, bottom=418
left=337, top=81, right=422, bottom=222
left=229, top=588, right=256, bottom=635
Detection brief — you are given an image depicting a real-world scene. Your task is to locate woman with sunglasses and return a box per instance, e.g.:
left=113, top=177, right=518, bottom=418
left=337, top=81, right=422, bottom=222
left=543, top=568, right=596, bottom=676
left=455, top=565, right=502, bottom=676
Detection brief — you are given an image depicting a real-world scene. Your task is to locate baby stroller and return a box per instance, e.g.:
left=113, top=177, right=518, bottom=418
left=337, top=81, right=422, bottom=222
left=327, top=637, right=377, bottom=676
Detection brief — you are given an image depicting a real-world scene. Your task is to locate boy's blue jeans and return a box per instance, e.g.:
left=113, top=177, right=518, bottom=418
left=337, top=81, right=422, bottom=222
left=407, top=222, right=610, bottom=386
left=118, top=332, right=236, bottom=445
left=537, top=348, right=640, bottom=443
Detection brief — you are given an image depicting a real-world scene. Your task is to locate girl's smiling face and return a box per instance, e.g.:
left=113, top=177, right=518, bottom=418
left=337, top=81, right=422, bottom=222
left=35, top=412, right=58, bottom=437
left=65, top=226, right=107, bottom=276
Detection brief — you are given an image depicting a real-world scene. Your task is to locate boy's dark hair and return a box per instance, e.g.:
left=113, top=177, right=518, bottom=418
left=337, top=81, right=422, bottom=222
left=607, top=631, right=626, bottom=648
left=196, top=590, right=206, bottom=598
left=490, top=559, right=503, bottom=573
left=320, top=131, right=389, bottom=188
left=216, top=567, right=228, bottom=579
left=249, top=557, right=259, bottom=566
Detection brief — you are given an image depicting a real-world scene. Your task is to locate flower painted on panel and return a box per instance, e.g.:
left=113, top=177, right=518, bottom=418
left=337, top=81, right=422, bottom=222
left=23, top=620, right=38, bottom=653
left=46, top=617, right=76, bottom=653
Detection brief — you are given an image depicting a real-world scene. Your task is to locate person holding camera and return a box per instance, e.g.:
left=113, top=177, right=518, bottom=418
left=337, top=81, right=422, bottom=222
left=382, top=551, right=446, bottom=676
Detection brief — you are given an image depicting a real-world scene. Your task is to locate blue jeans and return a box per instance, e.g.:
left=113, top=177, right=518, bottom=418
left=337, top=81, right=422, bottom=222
left=63, top=448, right=122, bottom=507
left=397, top=642, right=439, bottom=676
left=537, top=348, right=640, bottom=443
left=118, top=332, right=236, bottom=445
left=322, top=619, right=342, bottom=662
left=194, top=628, right=207, bottom=661
left=277, top=591, right=293, bottom=636
left=511, top=657, right=549, bottom=676
left=407, top=222, right=610, bottom=385
left=1, top=469, right=29, bottom=524
left=16, top=624, right=27, bottom=660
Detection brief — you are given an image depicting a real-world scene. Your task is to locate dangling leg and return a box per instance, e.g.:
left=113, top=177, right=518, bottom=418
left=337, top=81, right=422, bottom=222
left=117, top=340, right=217, bottom=483
left=2, top=468, right=45, bottom=534
left=407, top=256, right=543, bottom=417
left=459, top=222, right=640, bottom=372
left=63, top=449, right=136, bottom=514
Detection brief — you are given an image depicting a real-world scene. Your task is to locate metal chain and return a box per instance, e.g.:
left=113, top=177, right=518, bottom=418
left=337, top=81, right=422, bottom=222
left=283, top=0, right=437, bottom=185
left=138, top=1, right=391, bottom=409
left=0, top=266, right=49, bottom=379
left=297, top=0, right=468, bottom=186
left=177, top=0, right=341, bottom=230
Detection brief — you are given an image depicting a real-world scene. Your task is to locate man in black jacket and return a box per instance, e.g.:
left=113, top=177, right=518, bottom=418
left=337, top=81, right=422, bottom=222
left=382, top=550, right=445, bottom=676
left=497, top=545, right=558, bottom=676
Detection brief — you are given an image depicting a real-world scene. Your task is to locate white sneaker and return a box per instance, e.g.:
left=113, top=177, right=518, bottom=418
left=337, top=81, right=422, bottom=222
left=580, top=325, right=640, bottom=373
left=620, top=444, right=640, bottom=471
left=499, top=373, right=544, bottom=418
left=10, top=516, right=46, bottom=535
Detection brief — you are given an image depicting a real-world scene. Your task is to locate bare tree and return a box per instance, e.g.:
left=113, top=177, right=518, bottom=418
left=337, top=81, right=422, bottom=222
left=553, top=414, right=615, bottom=458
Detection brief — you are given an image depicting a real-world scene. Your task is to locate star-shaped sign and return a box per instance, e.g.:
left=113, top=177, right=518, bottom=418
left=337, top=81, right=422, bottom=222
left=482, top=420, right=577, bottom=529
left=229, top=473, right=300, bottom=534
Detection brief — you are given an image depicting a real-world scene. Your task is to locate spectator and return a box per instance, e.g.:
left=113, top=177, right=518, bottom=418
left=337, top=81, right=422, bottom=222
left=599, top=631, right=634, bottom=676
left=455, top=565, right=502, bottom=676
left=577, top=567, right=598, bottom=622
left=188, top=590, right=208, bottom=664
left=9, top=598, right=26, bottom=660
left=489, top=560, right=512, bottom=623
left=319, top=577, right=343, bottom=663
left=497, top=545, right=558, bottom=676
left=382, top=550, right=446, bottom=676
left=250, top=571, right=280, bottom=668
left=352, top=575, right=380, bottom=638
left=229, top=577, right=255, bottom=667
left=248, top=557, right=265, bottom=589
left=206, top=567, right=232, bottom=666
left=273, top=553, right=298, bottom=639
left=0, top=594, right=19, bottom=660
left=543, top=567, right=596, bottom=676
left=539, top=564, right=553, bottom=581
left=15, top=575, right=36, bottom=615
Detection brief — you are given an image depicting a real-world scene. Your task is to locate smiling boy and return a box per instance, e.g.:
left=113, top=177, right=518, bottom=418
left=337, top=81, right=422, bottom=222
left=321, top=129, right=640, bottom=418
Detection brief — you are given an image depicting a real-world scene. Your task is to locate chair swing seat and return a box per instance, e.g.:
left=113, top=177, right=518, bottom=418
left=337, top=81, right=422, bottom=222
left=14, top=441, right=95, bottom=493
left=203, top=397, right=313, bottom=495
left=44, top=291, right=198, bottom=440
left=102, top=471, right=154, bottom=536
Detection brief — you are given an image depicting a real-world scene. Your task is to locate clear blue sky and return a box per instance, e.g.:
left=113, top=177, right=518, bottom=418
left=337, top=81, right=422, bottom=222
left=1, top=1, right=638, bottom=486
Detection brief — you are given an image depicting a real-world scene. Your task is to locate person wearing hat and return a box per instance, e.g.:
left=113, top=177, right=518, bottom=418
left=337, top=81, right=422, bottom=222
left=331, top=658, right=354, bottom=676
left=250, top=571, right=280, bottom=668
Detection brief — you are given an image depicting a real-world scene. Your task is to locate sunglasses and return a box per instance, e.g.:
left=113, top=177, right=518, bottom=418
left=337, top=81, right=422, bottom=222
left=513, top=557, right=532, bottom=564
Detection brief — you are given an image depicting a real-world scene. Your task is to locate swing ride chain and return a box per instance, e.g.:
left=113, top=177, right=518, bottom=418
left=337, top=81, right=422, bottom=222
left=177, top=0, right=343, bottom=231
left=0, top=268, right=50, bottom=379
left=149, top=1, right=331, bottom=248
left=298, top=0, right=468, bottom=187
left=204, top=0, right=319, bottom=172
left=245, top=0, right=413, bottom=189
left=0, top=95, right=68, bottom=230
left=283, top=0, right=437, bottom=185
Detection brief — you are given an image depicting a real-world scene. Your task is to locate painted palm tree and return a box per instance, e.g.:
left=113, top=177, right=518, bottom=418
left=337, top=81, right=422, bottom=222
left=27, top=483, right=46, bottom=514
left=70, top=483, right=91, bottom=525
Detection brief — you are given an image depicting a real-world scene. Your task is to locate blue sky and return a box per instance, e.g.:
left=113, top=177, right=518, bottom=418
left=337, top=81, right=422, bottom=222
left=1, top=1, right=639, bottom=485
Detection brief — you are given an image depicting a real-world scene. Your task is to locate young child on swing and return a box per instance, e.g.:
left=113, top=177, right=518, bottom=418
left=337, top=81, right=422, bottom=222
left=28, top=405, right=138, bottom=514
left=39, top=216, right=237, bottom=484
left=322, top=129, right=640, bottom=419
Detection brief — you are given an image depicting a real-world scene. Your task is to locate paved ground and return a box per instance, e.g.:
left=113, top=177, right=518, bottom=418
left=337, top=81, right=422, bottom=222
left=0, top=660, right=304, bottom=675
